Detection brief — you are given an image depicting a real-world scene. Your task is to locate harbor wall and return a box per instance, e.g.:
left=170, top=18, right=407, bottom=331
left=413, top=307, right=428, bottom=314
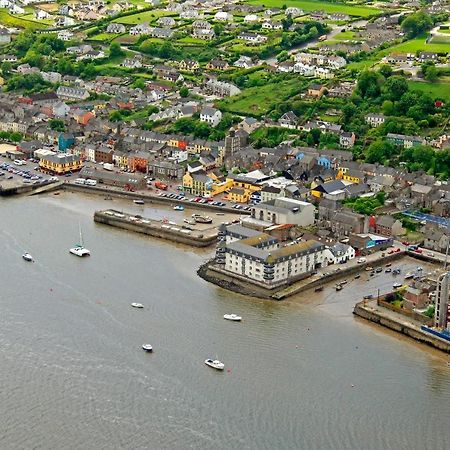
left=94, top=210, right=217, bottom=248
left=353, top=301, right=450, bottom=353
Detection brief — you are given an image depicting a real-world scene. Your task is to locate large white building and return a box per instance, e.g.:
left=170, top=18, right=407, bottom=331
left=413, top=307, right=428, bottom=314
left=216, top=225, right=326, bottom=286
left=250, top=197, right=315, bottom=227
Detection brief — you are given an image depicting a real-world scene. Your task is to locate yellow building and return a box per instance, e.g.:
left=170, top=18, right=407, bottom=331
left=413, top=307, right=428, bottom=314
left=39, top=153, right=83, bottom=174
left=227, top=176, right=262, bottom=193
left=226, top=187, right=251, bottom=203
left=183, top=171, right=213, bottom=196
left=338, top=169, right=363, bottom=184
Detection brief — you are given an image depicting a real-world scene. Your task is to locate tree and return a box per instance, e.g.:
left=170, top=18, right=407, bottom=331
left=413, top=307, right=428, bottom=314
left=424, top=64, right=438, bottom=82
left=282, top=15, right=293, bottom=31
left=109, top=111, right=123, bottom=122
left=49, top=119, right=66, bottom=132
left=378, top=64, right=393, bottom=79
left=383, top=75, right=409, bottom=101
left=365, top=140, right=395, bottom=164
left=179, top=86, right=189, bottom=98
left=357, top=71, right=381, bottom=98
left=401, top=12, right=433, bottom=38
left=109, top=41, right=124, bottom=59
left=1, top=61, right=12, bottom=77
left=213, top=23, right=224, bottom=37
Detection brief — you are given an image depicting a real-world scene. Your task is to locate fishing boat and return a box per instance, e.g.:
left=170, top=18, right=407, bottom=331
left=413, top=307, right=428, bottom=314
left=340, top=280, right=348, bottom=285
left=223, top=314, right=242, bottom=321
left=69, top=223, right=90, bottom=257
left=375, top=267, right=382, bottom=273
left=22, top=253, right=33, bottom=262
left=365, top=266, right=373, bottom=272
left=354, top=274, right=361, bottom=279
left=404, top=272, right=414, bottom=279
left=315, top=286, right=324, bottom=292
left=184, top=218, right=196, bottom=225
left=335, top=284, right=343, bottom=291
left=142, top=344, right=153, bottom=352
left=192, top=214, right=212, bottom=224
left=204, top=359, right=224, bottom=370
left=174, top=205, right=184, bottom=211
left=131, top=303, right=144, bottom=309
left=133, top=199, right=145, bottom=205
left=385, top=268, right=392, bottom=273
left=393, top=282, right=402, bottom=289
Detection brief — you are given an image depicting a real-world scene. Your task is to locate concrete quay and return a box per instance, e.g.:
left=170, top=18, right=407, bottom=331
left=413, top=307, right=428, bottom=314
left=353, top=299, right=450, bottom=354
left=94, top=209, right=218, bottom=247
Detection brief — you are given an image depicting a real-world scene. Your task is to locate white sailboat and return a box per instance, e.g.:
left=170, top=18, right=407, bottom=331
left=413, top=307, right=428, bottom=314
left=69, top=223, right=90, bottom=257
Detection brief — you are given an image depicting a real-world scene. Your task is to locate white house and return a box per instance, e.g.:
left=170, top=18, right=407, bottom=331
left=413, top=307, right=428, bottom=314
left=365, top=113, right=385, bottom=127
left=214, top=11, right=233, bottom=22
left=324, top=243, right=355, bottom=265
left=244, top=14, right=259, bottom=23
left=262, top=20, right=282, bottom=30
left=200, top=107, right=222, bottom=127
left=57, top=30, right=74, bottom=41
left=234, top=56, right=255, bottom=69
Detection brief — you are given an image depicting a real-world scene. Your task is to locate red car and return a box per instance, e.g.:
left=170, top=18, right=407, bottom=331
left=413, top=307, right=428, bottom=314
left=414, top=248, right=423, bottom=254
left=402, top=241, right=409, bottom=246
left=395, top=248, right=401, bottom=253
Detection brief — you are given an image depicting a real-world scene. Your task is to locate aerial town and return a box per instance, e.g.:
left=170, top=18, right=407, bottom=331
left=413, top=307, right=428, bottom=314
left=0, top=0, right=450, bottom=353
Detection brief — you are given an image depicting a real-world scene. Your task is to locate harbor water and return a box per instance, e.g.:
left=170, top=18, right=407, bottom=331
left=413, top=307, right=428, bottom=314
left=1, top=192, right=450, bottom=449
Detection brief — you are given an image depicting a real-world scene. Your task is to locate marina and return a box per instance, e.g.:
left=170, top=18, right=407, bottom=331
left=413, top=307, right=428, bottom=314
left=1, top=194, right=450, bottom=449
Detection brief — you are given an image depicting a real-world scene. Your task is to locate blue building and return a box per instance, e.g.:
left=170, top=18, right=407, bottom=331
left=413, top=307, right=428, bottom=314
left=58, top=133, right=75, bottom=152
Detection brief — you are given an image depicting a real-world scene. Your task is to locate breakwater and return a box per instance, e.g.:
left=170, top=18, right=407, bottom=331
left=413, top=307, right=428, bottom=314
left=94, top=209, right=218, bottom=247
left=353, top=300, right=450, bottom=354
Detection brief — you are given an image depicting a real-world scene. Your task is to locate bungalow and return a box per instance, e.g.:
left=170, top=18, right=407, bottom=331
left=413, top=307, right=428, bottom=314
left=151, top=28, right=174, bottom=39
left=193, top=28, right=215, bottom=40
left=130, top=24, right=152, bottom=35
left=244, top=14, right=259, bottom=23
left=262, top=20, right=282, bottom=30
left=214, top=11, right=233, bottom=22
left=121, top=58, right=142, bottom=69
left=285, top=7, right=303, bottom=17
left=238, top=32, right=267, bottom=45
left=418, top=51, right=438, bottom=62
left=157, top=16, right=176, bottom=28
left=192, top=20, right=211, bottom=30
left=234, top=56, right=255, bottom=69
left=57, top=30, right=73, bottom=41
left=278, top=111, right=298, bottom=129
left=106, top=23, right=126, bottom=33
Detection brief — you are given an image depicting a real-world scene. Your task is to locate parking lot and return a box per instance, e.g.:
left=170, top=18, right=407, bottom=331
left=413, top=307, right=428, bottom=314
left=0, top=157, right=58, bottom=187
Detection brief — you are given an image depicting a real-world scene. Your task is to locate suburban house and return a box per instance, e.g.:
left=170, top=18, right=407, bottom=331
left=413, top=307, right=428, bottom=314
left=307, top=84, right=326, bottom=97
left=365, top=113, right=385, bottom=127
left=278, top=111, right=299, bottom=129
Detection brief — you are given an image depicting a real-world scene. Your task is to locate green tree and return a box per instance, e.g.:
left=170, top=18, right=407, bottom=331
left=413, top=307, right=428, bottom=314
left=378, top=64, right=393, bottom=79
left=109, top=41, right=125, bottom=59
left=49, top=119, right=66, bottom=132
left=109, top=111, right=123, bottom=122
left=424, top=64, right=438, bottom=82
left=357, top=71, right=381, bottom=98
left=401, top=12, right=433, bottom=38
left=179, top=86, right=189, bottom=98
left=383, top=75, right=409, bottom=101
left=365, top=140, right=395, bottom=164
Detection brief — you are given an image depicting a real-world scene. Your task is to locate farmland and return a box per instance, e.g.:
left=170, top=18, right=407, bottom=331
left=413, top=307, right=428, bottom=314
left=408, top=80, right=450, bottom=102
left=380, top=34, right=450, bottom=54
left=217, top=78, right=304, bottom=116
left=0, top=9, right=47, bottom=29
left=113, top=9, right=173, bottom=24
left=246, top=0, right=382, bottom=17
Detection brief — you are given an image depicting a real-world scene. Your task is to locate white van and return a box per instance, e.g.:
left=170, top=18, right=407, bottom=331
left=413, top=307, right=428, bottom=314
left=85, top=179, right=97, bottom=186
left=74, top=178, right=86, bottom=185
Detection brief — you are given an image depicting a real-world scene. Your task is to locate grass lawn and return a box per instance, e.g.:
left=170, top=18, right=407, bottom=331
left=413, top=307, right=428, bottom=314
left=439, top=29, right=450, bottom=35
left=176, top=36, right=209, bottom=45
left=88, top=33, right=121, bottom=42
left=113, top=9, right=171, bottom=24
left=429, top=35, right=450, bottom=44
left=246, top=0, right=382, bottom=17
left=217, top=78, right=303, bottom=116
left=0, top=9, right=47, bottom=29
left=20, top=13, right=53, bottom=25
left=114, top=34, right=140, bottom=44
left=332, top=30, right=356, bottom=40
left=380, top=34, right=450, bottom=55
left=408, top=80, right=450, bottom=102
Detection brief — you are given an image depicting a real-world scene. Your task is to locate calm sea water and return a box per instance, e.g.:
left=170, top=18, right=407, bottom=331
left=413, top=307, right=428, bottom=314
left=1, top=192, right=449, bottom=450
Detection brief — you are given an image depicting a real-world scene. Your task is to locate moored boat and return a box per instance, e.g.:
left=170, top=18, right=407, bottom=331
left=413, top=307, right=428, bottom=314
left=184, top=218, right=196, bottom=225
left=336, top=284, right=343, bottom=291
left=354, top=274, right=361, bottom=279
left=393, top=282, right=402, bottom=289
left=142, top=344, right=153, bottom=352
left=70, top=223, right=90, bottom=257
left=365, top=266, right=373, bottom=271
left=192, top=214, right=212, bottom=224
left=223, top=314, right=242, bottom=321
left=315, top=286, right=324, bottom=292
left=131, top=303, right=144, bottom=308
left=133, top=199, right=145, bottom=205
left=22, top=253, right=33, bottom=262
left=174, top=205, right=184, bottom=211
left=363, top=294, right=373, bottom=299
left=204, top=359, right=224, bottom=370
left=404, top=272, right=414, bottom=279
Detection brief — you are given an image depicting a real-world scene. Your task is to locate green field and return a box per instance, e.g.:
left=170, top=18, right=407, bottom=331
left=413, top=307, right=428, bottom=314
left=177, top=36, right=209, bottom=45
left=408, top=80, right=450, bottom=102
left=217, top=78, right=303, bottom=116
left=246, top=0, right=382, bottom=17
left=380, top=34, right=450, bottom=54
left=89, top=33, right=121, bottom=42
left=0, top=9, right=47, bottom=29
left=113, top=9, right=171, bottom=24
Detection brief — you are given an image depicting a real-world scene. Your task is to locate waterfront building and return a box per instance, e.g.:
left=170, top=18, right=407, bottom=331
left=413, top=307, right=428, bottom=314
left=435, top=272, right=450, bottom=330
left=220, top=235, right=326, bottom=286
left=39, top=153, right=82, bottom=175
left=250, top=197, right=315, bottom=227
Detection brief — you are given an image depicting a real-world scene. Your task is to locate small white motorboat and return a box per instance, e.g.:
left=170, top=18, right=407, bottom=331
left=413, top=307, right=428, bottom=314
left=131, top=303, right=144, bottom=309
left=22, top=253, right=33, bottom=262
left=134, top=199, right=145, bottom=205
left=223, top=314, right=242, bottom=322
left=142, top=344, right=153, bottom=352
left=404, top=272, right=414, bottom=279
left=393, top=282, right=402, bottom=289
left=204, top=359, right=224, bottom=370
